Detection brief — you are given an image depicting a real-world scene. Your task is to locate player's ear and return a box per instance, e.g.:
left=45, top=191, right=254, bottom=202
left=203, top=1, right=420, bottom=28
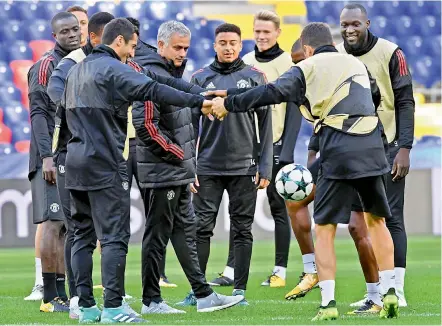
left=332, top=41, right=336, bottom=46
left=366, top=19, right=370, bottom=29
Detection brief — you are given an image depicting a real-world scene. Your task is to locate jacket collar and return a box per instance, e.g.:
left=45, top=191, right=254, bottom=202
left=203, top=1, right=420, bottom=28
left=209, top=56, right=246, bottom=75
left=54, top=42, right=71, bottom=58
left=313, top=44, right=338, bottom=55
left=82, top=39, right=94, bottom=56
left=92, top=44, right=122, bottom=61
left=254, top=42, right=284, bottom=63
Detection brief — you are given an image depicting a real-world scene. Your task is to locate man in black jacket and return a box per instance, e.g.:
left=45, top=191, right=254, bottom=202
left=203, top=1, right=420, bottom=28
left=63, top=18, right=217, bottom=323
left=190, top=23, right=273, bottom=305
left=127, top=16, right=176, bottom=289
left=28, top=11, right=81, bottom=313
left=47, top=12, right=114, bottom=319
left=132, top=20, right=244, bottom=315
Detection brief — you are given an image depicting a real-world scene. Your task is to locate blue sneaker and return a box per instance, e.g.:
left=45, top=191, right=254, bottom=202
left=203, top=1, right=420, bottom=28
left=79, top=306, right=101, bottom=324
left=232, top=289, right=249, bottom=306
left=196, top=292, right=244, bottom=313
left=101, top=306, right=147, bottom=323
left=176, top=292, right=197, bottom=307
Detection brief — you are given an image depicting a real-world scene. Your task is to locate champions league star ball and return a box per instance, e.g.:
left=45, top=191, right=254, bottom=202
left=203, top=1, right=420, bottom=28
left=275, top=163, right=314, bottom=202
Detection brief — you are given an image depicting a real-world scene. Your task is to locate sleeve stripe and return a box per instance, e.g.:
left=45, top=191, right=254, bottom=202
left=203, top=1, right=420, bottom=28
left=396, top=50, right=408, bottom=77
left=128, top=60, right=142, bottom=72
left=38, top=56, right=54, bottom=86
left=143, top=101, right=184, bottom=160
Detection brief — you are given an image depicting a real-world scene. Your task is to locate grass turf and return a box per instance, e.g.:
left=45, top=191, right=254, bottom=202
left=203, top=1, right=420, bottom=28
left=0, top=236, right=440, bottom=324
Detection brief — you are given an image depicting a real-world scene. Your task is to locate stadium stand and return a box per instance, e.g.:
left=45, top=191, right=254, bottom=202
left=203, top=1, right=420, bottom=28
left=0, top=0, right=439, bottom=154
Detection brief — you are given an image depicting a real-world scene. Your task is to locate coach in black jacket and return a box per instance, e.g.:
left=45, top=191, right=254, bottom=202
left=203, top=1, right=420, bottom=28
left=190, top=23, right=272, bottom=304
left=131, top=20, right=243, bottom=314
left=62, top=19, right=212, bottom=318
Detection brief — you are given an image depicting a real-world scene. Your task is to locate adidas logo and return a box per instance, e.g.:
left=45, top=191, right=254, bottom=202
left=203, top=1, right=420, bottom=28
left=206, top=82, right=216, bottom=89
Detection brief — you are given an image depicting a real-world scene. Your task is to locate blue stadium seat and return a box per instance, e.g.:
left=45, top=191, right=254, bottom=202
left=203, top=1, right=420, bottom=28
left=201, top=19, right=225, bottom=39
left=403, top=36, right=426, bottom=61
left=0, top=61, right=13, bottom=84
left=403, top=0, right=432, bottom=16
left=118, top=1, right=144, bottom=20
left=419, top=15, right=440, bottom=37
left=412, top=56, right=440, bottom=88
left=428, top=1, right=442, bottom=17
left=0, top=82, right=22, bottom=104
left=182, top=19, right=204, bottom=39
left=87, top=1, right=119, bottom=17
left=16, top=2, right=50, bottom=21
left=384, top=35, right=399, bottom=47
left=241, top=40, right=255, bottom=55
left=370, top=16, right=389, bottom=37
left=0, top=143, right=14, bottom=154
left=7, top=41, right=33, bottom=62
left=393, top=16, right=417, bottom=37
left=188, top=38, right=213, bottom=62
left=374, top=1, right=402, bottom=17
left=26, top=20, right=53, bottom=42
left=2, top=102, right=28, bottom=127
left=427, top=35, right=441, bottom=57
left=145, top=1, right=175, bottom=21
left=138, top=19, right=161, bottom=40
left=306, top=1, right=329, bottom=22
left=182, top=58, right=197, bottom=82
left=0, top=2, right=20, bottom=20
left=11, top=121, right=31, bottom=143
left=44, top=2, right=72, bottom=19
left=0, top=20, right=25, bottom=43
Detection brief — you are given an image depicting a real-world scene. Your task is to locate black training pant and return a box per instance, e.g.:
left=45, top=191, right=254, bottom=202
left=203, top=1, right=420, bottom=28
left=56, top=152, right=77, bottom=298
left=141, top=185, right=212, bottom=305
left=194, top=175, right=257, bottom=290
left=70, top=176, right=130, bottom=309
left=226, top=155, right=290, bottom=269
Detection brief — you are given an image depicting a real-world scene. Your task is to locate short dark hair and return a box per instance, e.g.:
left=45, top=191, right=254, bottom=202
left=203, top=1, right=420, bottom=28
left=300, top=22, right=333, bottom=48
left=66, top=5, right=87, bottom=15
left=343, top=3, right=368, bottom=16
left=88, top=12, right=114, bottom=36
left=215, top=23, right=241, bottom=38
left=291, top=39, right=302, bottom=53
left=51, top=12, right=77, bottom=32
left=102, top=18, right=136, bottom=45
left=126, top=17, right=140, bottom=35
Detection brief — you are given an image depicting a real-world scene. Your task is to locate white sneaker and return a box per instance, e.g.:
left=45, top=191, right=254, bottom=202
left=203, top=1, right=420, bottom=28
left=24, top=284, right=43, bottom=301
left=349, top=293, right=368, bottom=307
left=123, top=293, right=133, bottom=301
left=396, top=289, right=408, bottom=307
left=69, top=296, right=80, bottom=319
left=141, top=301, right=186, bottom=314
left=122, top=298, right=141, bottom=317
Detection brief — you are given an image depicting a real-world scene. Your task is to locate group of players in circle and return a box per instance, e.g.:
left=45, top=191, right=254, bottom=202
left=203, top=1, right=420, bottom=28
left=23, top=1, right=413, bottom=323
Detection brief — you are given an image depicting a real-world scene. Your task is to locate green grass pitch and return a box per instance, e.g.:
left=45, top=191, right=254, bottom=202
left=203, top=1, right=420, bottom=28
left=0, top=236, right=440, bottom=324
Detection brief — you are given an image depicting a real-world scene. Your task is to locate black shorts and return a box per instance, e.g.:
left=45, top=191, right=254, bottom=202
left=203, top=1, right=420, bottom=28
left=31, top=167, right=65, bottom=224
left=313, top=172, right=391, bottom=225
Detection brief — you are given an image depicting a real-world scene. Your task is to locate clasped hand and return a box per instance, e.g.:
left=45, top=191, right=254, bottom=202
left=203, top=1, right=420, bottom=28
left=200, top=90, right=229, bottom=121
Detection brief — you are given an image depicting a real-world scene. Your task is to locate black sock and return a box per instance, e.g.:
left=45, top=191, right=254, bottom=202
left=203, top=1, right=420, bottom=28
left=42, top=272, right=58, bottom=303
left=56, top=274, right=68, bottom=302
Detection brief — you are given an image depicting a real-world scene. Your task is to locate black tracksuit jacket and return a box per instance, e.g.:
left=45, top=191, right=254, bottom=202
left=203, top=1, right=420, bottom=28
left=61, top=45, right=205, bottom=191
left=191, top=57, right=273, bottom=180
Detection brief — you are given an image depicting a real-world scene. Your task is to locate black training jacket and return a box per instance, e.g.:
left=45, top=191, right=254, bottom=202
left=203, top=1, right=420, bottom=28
left=28, top=42, right=69, bottom=180
left=62, top=45, right=205, bottom=191
left=191, top=57, right=273, bottom=180
left=132, top=51, right=201, bottom=188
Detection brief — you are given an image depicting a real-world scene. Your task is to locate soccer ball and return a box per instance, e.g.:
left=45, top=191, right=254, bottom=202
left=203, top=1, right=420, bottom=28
left=275, top=163, right=314, bottom=201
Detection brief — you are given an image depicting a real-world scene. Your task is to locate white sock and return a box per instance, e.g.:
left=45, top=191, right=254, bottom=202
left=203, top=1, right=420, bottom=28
left=379, top=270, right=395, bottom=294
left=319, top=280, right=335, bottom=306
left=366, top=282, right=383, bottom=307
left=395, top=267, right=405, bottom=292
left=223, top=266, right=234, bottom=280
left=302, top=253, right=317, bottom=273
left=272, top=266, right=286, bottom=280
left=35, top=257, right=43, bottom=286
